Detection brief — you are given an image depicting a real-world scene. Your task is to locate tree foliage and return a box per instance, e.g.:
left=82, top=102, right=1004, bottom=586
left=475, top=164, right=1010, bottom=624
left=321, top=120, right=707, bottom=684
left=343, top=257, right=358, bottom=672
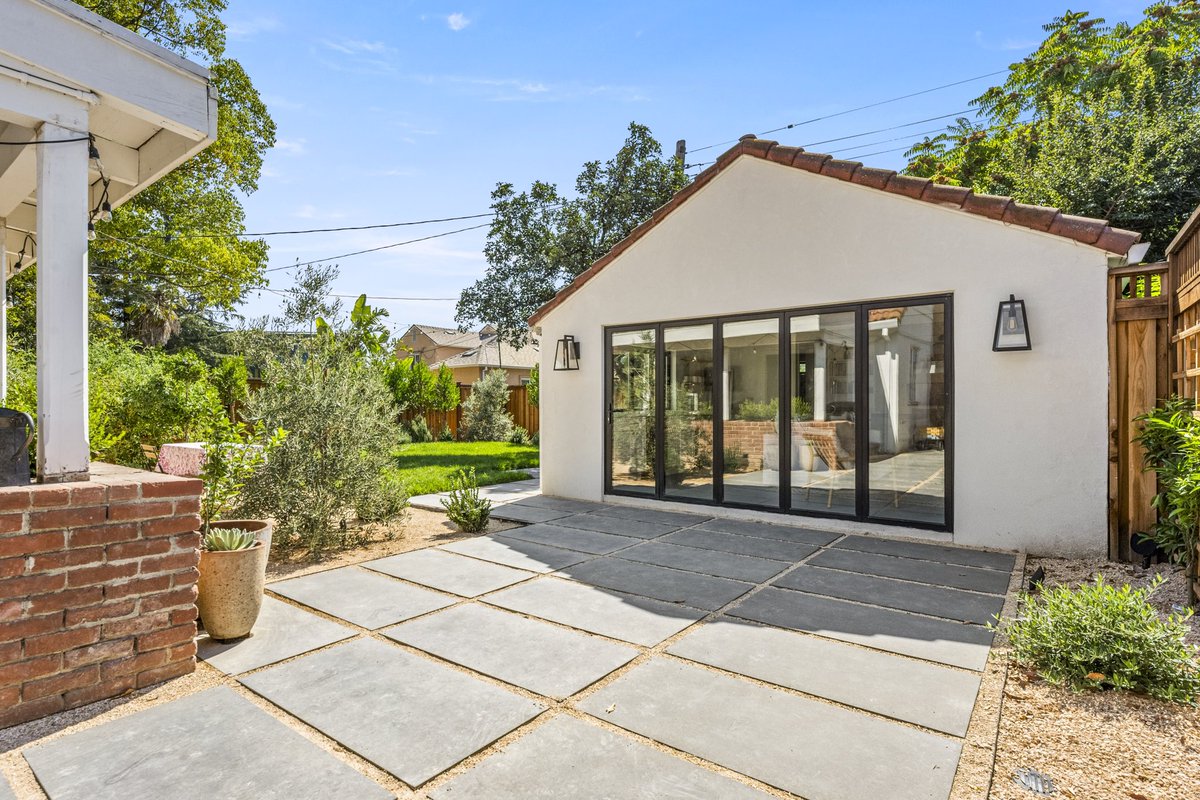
left=460, top=370, right=515, bottom=442
left=77, top=0, right=276, bottom=343
left=904, top=2, right=1200, bottom=258
left=456, top=123, right=689, bottom=344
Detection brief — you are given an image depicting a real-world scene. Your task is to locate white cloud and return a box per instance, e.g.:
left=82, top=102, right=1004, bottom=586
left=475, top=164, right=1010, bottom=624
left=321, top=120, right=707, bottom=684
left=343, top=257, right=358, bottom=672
left=447, top=13, right=471, bottom=31
left=227, top=15, right=280, bottom=39
left=321, top=38, right=390, bottom=55
left=274, top=138, right=307, bottom=156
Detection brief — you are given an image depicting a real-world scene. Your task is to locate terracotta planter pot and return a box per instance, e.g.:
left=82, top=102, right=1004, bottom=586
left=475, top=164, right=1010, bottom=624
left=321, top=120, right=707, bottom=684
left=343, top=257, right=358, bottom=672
left=197, top=520, right=272, bottom=641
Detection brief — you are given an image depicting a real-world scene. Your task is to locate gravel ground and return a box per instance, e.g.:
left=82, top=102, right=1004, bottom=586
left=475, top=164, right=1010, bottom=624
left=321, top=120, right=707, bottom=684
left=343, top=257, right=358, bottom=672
left=989, top=557, right=1200, bottom=800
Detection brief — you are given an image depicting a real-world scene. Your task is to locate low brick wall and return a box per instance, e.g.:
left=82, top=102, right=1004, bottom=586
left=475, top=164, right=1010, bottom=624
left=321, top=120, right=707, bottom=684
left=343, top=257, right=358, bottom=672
left=0, top=464, right=202, bottom=729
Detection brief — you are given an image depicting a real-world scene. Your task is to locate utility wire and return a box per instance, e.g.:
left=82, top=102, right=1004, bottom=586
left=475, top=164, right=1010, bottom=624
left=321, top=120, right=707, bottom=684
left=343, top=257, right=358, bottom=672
left=263, top=222, right=491, bottom=272
left=686, top=69, right=1007, bottom=154
left=800, top=110, right=971, bottom=149
left=128, top=212, right=496, bottom=240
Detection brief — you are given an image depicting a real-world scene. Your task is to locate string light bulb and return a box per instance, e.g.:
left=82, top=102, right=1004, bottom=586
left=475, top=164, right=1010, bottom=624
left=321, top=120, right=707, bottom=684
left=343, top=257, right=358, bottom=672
left=99, top=200, right=113, bottom=222
left=87, top=135, right=101, bottom=164
left=87, top=219, right=97, bottom=241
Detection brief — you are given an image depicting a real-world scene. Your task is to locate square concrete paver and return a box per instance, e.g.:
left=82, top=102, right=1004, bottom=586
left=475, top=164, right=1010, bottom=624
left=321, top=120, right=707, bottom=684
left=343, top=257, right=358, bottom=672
left=242, top=638, right=544, bottom=787
left=489, top=504, right=573, bottom=524
left=269, top=566, right=454, bottom=629
left=440, top=535, right=593, bottom=573
left=553, top=512, right=680, bottom=539
left=774, top=565, right=1005, bottom=625
left=592, top=505, right=711, bottom=527
left=508, top=496, right=607, bottom=513
left=832, top=534, right=1016, bottom=571
left=485, top=576, right=704, bottom=646
left=662, top=527, right=821, bottom=562
left=0, top=772, right=14, bottom=800
left=695, top=517, right=840, bottom=547
left=427, top=714, right=774, bottom=800
left=808, top=549, right=1010, bottom=594
left=384, top=604, right=637, bottom=698
left=364, top=548, right=533, bottom=597
left=579, top=658, right=960, bottom=800
left=729, top=587, right=994, bottom=670
left=669, top=620, right=982, bottom=737
left=498, top=522, right=641, bottom=555
left=559, top=557, right=753, bottom=611
left=617, top=540, right=789, bottom=583
left=23, top=687, right=391, bottom=800
left=198, top=596, right=355, bottom=674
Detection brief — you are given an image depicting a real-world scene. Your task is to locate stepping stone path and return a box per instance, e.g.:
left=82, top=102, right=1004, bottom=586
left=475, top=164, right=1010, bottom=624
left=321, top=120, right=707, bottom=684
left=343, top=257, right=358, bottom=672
left=25, top=479, right=1018, bottom=800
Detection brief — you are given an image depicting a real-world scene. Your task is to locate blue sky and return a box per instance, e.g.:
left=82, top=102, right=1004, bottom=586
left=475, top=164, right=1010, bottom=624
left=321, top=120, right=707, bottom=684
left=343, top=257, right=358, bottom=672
left=224, top=1, right=1148, bottom=332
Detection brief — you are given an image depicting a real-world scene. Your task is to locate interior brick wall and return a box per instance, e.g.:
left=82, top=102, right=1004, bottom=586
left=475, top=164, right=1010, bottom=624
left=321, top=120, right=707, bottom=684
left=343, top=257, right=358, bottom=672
left=0, top=464, right=202, bottom=729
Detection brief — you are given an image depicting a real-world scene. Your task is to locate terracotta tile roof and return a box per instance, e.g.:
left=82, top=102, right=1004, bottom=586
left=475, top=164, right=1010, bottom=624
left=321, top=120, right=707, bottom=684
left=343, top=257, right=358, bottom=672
left=528, top=136, right=1142, bottom=326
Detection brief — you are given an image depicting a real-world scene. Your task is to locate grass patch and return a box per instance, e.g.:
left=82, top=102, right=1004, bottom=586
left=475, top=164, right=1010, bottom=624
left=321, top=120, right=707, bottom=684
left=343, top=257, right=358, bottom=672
left=393, top=441, right=539, bottom=497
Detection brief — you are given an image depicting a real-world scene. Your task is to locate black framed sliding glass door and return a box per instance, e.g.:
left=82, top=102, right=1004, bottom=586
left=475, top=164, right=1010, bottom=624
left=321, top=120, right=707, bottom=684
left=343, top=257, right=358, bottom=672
left=604, top=295, right=952, bottom=531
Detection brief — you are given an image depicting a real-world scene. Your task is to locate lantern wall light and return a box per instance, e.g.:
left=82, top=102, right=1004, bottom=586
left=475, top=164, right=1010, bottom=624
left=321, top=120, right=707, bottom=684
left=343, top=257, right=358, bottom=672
left=554, top=335, right=581, bottom=371
left=993, top=294, right=1032, bottom=351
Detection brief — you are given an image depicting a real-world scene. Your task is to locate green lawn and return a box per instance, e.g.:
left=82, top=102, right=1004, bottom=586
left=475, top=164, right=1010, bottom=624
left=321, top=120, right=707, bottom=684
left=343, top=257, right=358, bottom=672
left=393, top=441, right=539, bottom=497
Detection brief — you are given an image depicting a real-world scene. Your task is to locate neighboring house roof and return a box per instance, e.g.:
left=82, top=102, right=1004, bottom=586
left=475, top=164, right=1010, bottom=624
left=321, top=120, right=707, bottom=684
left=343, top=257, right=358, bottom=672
left=433, top=338, right=539, bottom=371
left=401, top=324, right=497, bottom=351
left=529, top=135, right=1143, bottom=326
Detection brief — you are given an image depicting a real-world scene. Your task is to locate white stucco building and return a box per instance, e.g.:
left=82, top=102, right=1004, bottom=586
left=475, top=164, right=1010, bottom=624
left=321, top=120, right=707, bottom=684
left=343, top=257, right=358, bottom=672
left=530, top=135, right=1143, bottom=556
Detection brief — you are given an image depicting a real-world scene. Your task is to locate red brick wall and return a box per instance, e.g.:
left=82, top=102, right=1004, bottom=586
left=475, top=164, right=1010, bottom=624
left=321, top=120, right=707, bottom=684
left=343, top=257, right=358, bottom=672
left=0, top=464, right=201, bottom=729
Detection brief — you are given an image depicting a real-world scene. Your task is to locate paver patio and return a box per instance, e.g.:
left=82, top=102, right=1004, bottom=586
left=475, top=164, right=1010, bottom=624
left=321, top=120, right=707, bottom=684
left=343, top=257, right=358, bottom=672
left=26, top=486, right=1018, bottom=800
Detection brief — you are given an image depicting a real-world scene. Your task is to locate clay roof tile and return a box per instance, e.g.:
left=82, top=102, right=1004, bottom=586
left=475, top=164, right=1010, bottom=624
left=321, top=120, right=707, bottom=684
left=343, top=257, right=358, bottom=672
left=792, top=151, right=831, bottom=174
left=820, top=159, right=860, bottom=182
left=1049, top=213, right=1106, bottom=245
left=921, top=183, right=972, bottom=207
left=961, top=193, right=1013, bottom=221
left=885, top=174, right=930, bottom=200
left=1002, top=202, right=1059, bottom=232
left=851, top=166, right=895, bottom=190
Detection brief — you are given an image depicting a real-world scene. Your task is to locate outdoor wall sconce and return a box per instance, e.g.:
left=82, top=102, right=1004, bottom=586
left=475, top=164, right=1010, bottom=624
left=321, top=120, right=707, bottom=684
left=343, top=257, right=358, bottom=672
left=993, top=294, right=1032, bottom=351
left=554, top=335, right=581, bottom=370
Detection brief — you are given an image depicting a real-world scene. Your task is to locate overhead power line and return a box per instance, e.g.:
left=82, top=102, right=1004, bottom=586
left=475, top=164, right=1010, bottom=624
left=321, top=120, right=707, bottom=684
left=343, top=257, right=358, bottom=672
left=686, top=68, right=1006, bottom=154
left=263, top=222, right=492, bottom=272
left=128, top=212, right=496, bottom=240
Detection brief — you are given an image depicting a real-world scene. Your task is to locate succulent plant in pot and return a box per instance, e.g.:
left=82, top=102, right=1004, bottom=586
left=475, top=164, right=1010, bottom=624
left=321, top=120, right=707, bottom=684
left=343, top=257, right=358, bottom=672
left=195, top=417, right=287, bottom=641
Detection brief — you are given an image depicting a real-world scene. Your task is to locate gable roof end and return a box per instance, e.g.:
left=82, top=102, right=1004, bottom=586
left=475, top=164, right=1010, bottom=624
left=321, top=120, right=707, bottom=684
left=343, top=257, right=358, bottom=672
left=528, top=136, right=1142, bottom=326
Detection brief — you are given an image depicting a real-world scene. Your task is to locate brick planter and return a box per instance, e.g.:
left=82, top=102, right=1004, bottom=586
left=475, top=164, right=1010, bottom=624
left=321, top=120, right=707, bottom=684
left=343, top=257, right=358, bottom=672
left=0, top=463, right=202, bottom=729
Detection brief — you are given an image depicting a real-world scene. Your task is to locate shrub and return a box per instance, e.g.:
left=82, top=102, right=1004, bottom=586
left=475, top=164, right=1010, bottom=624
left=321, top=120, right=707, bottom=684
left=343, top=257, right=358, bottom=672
left=998, top=575, right=1200, bottom=703
left=460, top=369, right=514, bottom=442
left=406, top=416, right=434, bottom=443
left=1134, top=397, right=1200, bottom=568
left=200, top=415, right=287, bottom=533
left=438, top=424, right=455, bottom=442
left=508, top=426, right=530, bottom=445
left=441, top=468, right=492, bottom=532
left=212, top=355, right=250, bottom=420
left=239, top=342, right=407, bottom=554
left=530, top=431, right=539, bottom=446
left=736, top=399, right=776, bottom=421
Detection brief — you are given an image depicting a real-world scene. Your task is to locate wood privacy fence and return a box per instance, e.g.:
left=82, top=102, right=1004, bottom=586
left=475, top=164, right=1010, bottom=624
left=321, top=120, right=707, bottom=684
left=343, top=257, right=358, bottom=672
left=401, top=385, right=540, bottom=439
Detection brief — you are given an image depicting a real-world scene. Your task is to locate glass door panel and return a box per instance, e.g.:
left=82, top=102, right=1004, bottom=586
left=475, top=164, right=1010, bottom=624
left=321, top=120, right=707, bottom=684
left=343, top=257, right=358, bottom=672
left=789, top=311, right=856, bottom=515
left=721, top=318, right=780, bottom=508
left=867, top=303, right=947, bottom=525
left=609, top=329, right=657, bottom=494
left=664, top=324, right=715, bottom=501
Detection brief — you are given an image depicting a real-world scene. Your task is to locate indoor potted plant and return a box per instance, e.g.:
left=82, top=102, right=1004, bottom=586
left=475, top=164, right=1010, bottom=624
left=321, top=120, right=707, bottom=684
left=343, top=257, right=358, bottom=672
left=195, top=417, right=286, bottom=641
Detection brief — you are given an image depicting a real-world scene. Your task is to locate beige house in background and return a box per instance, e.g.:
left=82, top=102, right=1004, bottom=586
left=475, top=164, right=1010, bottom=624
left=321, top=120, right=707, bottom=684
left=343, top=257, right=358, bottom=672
left=398, top=324, right=539, bottom=386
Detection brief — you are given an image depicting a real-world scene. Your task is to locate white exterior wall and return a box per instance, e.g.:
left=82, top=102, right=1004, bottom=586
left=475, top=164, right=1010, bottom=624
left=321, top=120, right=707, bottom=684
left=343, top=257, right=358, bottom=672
left=537, top=156, right=1111, bottom=556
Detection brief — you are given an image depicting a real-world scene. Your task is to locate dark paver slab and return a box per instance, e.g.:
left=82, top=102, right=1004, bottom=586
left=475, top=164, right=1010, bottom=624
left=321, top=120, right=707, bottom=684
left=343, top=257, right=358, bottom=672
left=364, top=548, right=533, bottom=597
left=833, top=534, right=1016, bottom=571
left=618, top=541, right=789, bottom=583
left=489, top=504, right=572, bottom=524
left=669, top=621, right=981, bottom=736
left=198, top=596, right=355, bottom=674
left=24, top=687, right=390, bottom=800
left=485, top=577, right=704, bottom=646
left=268, top=566, right=453, bottom=629
left=509, top=496, right=607, bottom=513
left=774, top=565, right=1005, bottom=625
left=559, top=557, right=753, bottom=611
left=592, top=505, right=711, bottom=527
left=579, top=658, right=960, bottom=800
left=498, top=522, right=641, bottom=555
left=554, top=513, right=680, bottom=539
left=809, top=549, right=1010, bottom=594
left=695, top=517, right=840, bottom=547
left=384, top=604, right=636, bottom=698
left=242, top=638, right=543, bottom=787
left=661, top=528, right=820, bottom=562
left=441, top=535, right=593, bottom=573
left=428, top=714, right=773, bottom=800
left=729, top=587, right=993, bottom=670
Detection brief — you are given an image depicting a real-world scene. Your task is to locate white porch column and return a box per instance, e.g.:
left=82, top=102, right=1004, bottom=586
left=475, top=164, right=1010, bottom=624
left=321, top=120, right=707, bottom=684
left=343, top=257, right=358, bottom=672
left=35, top=121, right=90, bottom=482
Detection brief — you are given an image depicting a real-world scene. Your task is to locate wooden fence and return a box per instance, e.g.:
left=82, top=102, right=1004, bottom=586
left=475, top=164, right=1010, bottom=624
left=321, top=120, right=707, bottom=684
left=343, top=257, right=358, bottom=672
left=402, top=385, right=540, bottom=439
left=1108, top=261, right=1171, bottom=561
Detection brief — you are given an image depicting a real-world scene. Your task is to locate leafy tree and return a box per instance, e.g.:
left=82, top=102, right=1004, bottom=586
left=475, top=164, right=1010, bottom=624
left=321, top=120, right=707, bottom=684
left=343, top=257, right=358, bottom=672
left=904, top=2, right=1200, bottom=258
left=384, top=359, right=459, bottom=414
left=78, top=1, right=276, bottom=343
left=460, top=369, right=515, bottom=442
left=431, top=365, right=461, bottom=412
left=527, top=362, right=540, bottom=407
left=211, top=355, right=250, bottom=420
left=456, top=123, right=689, bottom=345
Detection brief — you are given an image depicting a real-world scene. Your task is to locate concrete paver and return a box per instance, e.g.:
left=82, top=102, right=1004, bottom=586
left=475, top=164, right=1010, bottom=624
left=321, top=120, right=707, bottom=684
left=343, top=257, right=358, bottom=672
left=832, top=534, right=1016, bottom=571
left=440, top=535, right=593, bottom=573
left=268, top=566, right=454, bottom=629
left=662, top=527, right=821, bottom=562
left=809, top=548, right=1011, bottom=594
left=497, top=522, right=641, bottom=555
left=695, top=517, right=840, bottom=547
left=553, top=512, right=681, bottom=539
left=617, top=540, right=789, bottom=582
left=559, top=556, right=754, bottom=611
left=364, top=548, right=533, bottom=597
left=198, top=596, right=355, bottom=674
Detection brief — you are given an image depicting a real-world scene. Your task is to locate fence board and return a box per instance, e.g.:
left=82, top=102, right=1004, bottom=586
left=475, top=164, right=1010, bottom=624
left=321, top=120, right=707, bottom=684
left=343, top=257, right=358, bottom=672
left=401, top=384, right=539, bottom=439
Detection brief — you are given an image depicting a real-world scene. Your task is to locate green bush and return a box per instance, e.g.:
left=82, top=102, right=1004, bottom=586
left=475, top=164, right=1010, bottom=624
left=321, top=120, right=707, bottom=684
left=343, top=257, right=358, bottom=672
left=460, top=369, right=514, bottom=442
left=437, top=424, right=454, bottom=442
left=1134, top=397, right=1200, bottom=568
left=736, top=399, right=776, bottom=421
left=508, top=426, right=530, bottom=446
left=998, top=575, right=1200, bottom=703
left=441, top=468, right=492, bottom=532
left=406, top=416, right=434, bottom=443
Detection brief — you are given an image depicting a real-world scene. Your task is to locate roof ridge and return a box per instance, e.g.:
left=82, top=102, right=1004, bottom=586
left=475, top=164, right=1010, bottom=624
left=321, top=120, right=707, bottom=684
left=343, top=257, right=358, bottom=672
left=529, top=137, right=1142, bottom=326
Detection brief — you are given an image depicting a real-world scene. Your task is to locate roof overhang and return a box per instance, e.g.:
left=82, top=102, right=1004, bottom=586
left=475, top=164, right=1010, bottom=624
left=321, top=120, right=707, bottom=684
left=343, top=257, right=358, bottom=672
left=0, top=0, right=218, bottom=272
left=528, top=136, right=1144, bottom=326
